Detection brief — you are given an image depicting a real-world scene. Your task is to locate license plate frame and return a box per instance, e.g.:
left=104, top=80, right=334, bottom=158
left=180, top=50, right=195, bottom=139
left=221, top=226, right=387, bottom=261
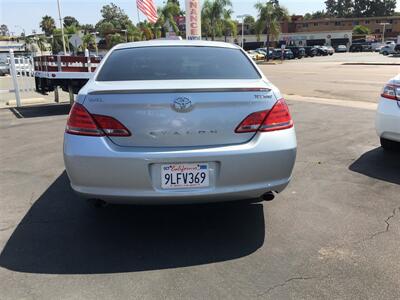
left=161, top=163, right=210, bottom=189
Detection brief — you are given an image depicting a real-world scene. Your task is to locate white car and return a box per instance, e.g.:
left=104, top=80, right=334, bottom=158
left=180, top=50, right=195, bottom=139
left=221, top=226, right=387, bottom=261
left=379, top=45, right=396, bottom=56
left=376, top=74, right=400, bottom=150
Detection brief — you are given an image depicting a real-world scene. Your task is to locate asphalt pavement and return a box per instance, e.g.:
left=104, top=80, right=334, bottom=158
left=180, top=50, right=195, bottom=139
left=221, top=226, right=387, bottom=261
left=0, top=53, right=399, bottom=299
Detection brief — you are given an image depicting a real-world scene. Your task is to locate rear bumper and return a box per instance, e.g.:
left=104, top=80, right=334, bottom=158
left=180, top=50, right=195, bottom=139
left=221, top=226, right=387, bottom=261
left=64, top=128, right=297, bottom=204
left=376, top=97, right=400, bottom=142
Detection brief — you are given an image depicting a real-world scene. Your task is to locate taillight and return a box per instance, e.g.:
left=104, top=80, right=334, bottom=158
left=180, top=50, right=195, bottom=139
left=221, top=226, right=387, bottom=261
left=381, top=84, right=400, bottom=100
left=92, top=114, right=131, bottom=136
left=235, top=99, right=293, bottom=133
left=259, top=99, right=294, bottom=132
left=66, top=103, right=130, bottom=137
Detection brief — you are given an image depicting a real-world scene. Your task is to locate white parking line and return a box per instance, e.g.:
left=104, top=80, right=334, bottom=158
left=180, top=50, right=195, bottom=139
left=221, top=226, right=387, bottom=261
left=285, top=94, right=378, bottom=111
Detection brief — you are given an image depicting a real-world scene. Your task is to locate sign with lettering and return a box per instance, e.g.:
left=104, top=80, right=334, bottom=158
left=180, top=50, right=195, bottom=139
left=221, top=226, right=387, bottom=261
left=185, top=0, right=201, bottom=40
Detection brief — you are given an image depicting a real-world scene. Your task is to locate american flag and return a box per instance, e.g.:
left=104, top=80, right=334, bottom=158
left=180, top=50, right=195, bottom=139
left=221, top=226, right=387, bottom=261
left=137, top=0, right=158, bottom=24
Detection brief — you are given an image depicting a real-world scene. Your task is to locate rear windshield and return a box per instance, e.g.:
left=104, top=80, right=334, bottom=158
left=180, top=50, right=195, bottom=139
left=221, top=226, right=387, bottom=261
left=96, top=46, right=261, bottom=81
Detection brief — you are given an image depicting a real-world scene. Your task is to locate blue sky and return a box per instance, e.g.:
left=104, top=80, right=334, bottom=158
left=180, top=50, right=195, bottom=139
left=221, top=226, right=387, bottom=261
left=0, top=0, right=397, bottom=35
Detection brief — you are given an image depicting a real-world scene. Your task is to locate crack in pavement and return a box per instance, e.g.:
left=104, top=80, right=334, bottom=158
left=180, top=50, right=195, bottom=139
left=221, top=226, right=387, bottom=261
left=256, top=275, right=329, bottom=298
left=362, top=207, right=400, bottom=243
left=257, top=207, right=400, bottom=298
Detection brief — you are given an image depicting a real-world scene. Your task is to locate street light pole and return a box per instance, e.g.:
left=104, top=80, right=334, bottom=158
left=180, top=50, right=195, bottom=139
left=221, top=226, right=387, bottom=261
left=57, top=0, right=67, bottom=55
left=237, top=14, right=250, bottom=49
left=380, top=22, right=390, bottom=43
left=121, top=29, right=128, bottom=42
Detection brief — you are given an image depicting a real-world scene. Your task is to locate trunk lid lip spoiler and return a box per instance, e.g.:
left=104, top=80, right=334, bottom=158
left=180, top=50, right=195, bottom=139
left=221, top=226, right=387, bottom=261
left=87, top=87, right=271, bottom=95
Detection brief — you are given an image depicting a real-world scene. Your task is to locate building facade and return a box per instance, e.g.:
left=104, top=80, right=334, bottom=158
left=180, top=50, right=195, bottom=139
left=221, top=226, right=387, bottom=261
left=279, top=30, right=352, bottom=48
left=281, top=15, right=400, bottom=39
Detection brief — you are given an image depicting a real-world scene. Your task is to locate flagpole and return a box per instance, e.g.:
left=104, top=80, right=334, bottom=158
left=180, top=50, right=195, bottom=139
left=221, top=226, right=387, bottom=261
left=136, top=1, right=141, bottom=24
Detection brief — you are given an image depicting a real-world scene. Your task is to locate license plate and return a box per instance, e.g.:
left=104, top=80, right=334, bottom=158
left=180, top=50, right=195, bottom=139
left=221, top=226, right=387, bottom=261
left=161, top=163, right=209, bottom=189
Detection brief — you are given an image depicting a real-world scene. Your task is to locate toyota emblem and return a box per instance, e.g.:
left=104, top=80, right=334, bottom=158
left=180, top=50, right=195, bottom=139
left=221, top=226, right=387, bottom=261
left=172, top=97, right=194, bottom=113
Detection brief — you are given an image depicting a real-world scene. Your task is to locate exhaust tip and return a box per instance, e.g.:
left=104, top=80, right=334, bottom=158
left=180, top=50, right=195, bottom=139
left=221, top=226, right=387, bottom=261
left=262, top=192, right=275, bottom=202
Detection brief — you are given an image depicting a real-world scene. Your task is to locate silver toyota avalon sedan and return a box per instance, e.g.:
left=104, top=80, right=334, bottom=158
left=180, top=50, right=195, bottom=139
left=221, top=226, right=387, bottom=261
left=63, top=40, right=297, bottom=205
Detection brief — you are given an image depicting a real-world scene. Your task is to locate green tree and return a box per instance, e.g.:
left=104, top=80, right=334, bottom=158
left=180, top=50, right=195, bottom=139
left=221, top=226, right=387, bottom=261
left=109, top=33, right=124, bottom=48
left=40, top=15, right=56, bottom=36
left=138, top=22, right=155, bottom=40
left=80, top=24, right=95, bottom=34
left=0, top=24, right=9, bottom=36
left=366, top=0, right=397, bottom=17
left=82, top=33, right=95, bottom=50
left=353, top=24, right=371, bottom=34
left=325, top=0, right=337, bottom=16
left=157, top=0, right=181, bottom=37
left=127, top=25, right=143, bottom=42
left=326, top=0, right=398, bottom=17
left=244, top=16, right=256, bottom=34
left=96, top=3, right=133, bottom=31
left=201, top=0, right=233, bottom=40
left=336, top=0, right=353, bottom=17
left=63, top=16, right=79, bottom=27
left=98, top=22, right=115, bottom=37
left=51, top=28, right=69, bottom=54
left=221, top=9, right=237, bottom=42
left=255, top=1, right=288, bottom=60
left=304, top=10, right=329, bottom=20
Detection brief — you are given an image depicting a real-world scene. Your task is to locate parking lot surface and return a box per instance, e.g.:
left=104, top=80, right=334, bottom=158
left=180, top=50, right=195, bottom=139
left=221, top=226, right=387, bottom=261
left=0, top=54, right=399, bottom=299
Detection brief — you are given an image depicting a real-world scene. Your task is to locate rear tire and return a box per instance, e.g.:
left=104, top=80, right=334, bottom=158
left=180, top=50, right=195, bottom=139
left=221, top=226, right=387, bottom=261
left=380, top=138, right=400, bottom=151
left=383, top=51, right=389, bottom=56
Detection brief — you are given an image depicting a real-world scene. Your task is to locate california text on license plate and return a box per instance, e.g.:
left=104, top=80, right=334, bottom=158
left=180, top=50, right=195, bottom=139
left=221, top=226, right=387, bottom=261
left=161, top=163, right=209, bottom=189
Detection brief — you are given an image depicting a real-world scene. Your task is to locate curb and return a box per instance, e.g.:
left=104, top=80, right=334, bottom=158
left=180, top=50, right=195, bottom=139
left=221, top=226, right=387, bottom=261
left=342, top=62, right=400, bottom=66
left=256, top=61, right=283, bottom=65
left=6, top=98, right=47, bottom=107
left=284, top=94, right=377, bottom=111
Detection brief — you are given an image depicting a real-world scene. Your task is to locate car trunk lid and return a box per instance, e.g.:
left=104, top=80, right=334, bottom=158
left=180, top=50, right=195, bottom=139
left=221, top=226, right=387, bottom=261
left=83, top=79, right=276, bottom=148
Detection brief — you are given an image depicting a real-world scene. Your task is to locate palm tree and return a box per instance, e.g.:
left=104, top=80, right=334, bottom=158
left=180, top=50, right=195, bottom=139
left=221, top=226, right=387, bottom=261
left=157, top=1, right=181, bottom=37
left=82, top=34, right=95, bottom=50
left=201, top=0, right=232, bottom=40
left=126, top=25, right=142, bottom=42
left=138, top=22, right=154, bottom=40
left=255, top=1, right=289, bottom=61
left=221, top=9, right=237, bottom=42
left=40, top=15, right=56, bottom=36
left=36, top=35, right=48, bottom=55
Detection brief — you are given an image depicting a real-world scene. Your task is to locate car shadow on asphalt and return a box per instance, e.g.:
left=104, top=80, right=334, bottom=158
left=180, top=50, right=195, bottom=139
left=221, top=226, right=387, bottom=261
left=8, top=103, right=70, bottom=119
left=349, top=147, right=400, bottom=185
left=0, top=172, right=265, bottom=274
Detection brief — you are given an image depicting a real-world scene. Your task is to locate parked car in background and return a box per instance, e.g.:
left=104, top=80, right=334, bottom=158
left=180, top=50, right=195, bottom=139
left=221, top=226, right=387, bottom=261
left=350, top=42, right=373, bottom=52
left=256, top=48, right=273, bottom=60
left=63, top=40, right=297, bottom=205
left=394, top=44, right=400, bottom=55
left=0, top=60, right=9, bottom=76
left=284, top=49, right=295, bottom=59
left=336, top=45, right=347, bottom=52
left=323, top=46, right=335, bottom=55
left=286, top=46, right=305, bottom=59
left=272, top=49, right=294, bottom=60
left=372, top=41, right=395, bottom=52
left=380, top=44, right=396, bottom=56
left=314, top=46, right=329, bottom=56
left=303, top=46, right=318, bottom=57
left=247, top=50, right=265, bottom=60
left=376, top=74, right=400, bottom=151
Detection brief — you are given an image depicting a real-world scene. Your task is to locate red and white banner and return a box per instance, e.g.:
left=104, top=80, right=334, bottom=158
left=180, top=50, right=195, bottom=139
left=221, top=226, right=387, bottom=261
left=137, top=0, right=158, bottom=24
left=185, top=0, right=201, bottom=40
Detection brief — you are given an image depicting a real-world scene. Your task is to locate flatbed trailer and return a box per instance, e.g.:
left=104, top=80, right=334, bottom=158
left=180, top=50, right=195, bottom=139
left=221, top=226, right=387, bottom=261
left=33, top=55, right=102, bottom=95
